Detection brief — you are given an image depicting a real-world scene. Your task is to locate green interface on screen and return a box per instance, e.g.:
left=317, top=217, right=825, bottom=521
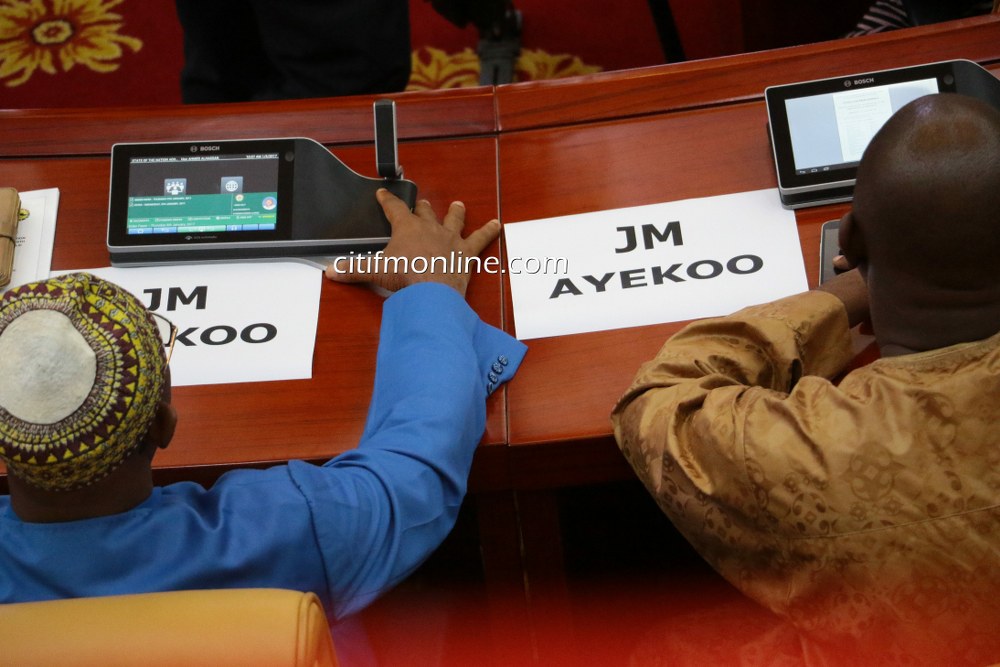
left=127, top=191, right=278, bottom=234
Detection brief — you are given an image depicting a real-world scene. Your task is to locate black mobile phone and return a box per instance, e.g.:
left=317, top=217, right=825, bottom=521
left=819, top=219, right=841, bottom=284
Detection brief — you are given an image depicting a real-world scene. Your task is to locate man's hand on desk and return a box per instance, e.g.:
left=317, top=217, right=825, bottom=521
left=325, top=189, right=501, bottom=297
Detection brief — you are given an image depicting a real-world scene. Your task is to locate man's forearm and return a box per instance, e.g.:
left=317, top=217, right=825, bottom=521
left=814, top=269, right=870, bottom=328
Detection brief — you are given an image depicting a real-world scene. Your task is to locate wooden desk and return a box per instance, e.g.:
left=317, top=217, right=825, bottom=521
left=1, top=15, right=998, bottom=497
left=496, top=15, right=1000, bottom=490
left=0, top=88, right=512, bottom=489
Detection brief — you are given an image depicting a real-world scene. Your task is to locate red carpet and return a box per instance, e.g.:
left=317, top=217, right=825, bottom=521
left=0, top=0, right=668, bottom=108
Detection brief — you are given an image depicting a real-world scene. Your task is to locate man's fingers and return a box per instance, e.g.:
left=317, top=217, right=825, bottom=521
left=413, top=198, right=437, bottom=224
left=832, top=254, right=854, bottom=273
left=375, top=188, right=414, bottom=227
left=440, top=201, right=466, bottom=234
left=461, top=219, right=501, bottom=257
left=324, top=259, right=366, bottom=284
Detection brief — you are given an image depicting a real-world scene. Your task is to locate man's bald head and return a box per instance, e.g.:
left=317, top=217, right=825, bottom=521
left=852, top=93, right=1000, bottom=290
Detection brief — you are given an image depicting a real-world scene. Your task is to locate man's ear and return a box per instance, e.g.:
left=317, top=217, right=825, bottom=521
left=144, top=401, right=177, bottom=456
left=838, top=210, right=867, bottom=268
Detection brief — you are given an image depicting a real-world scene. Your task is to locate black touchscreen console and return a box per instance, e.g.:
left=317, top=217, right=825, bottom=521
left=765, top=59, right=1000, bottom=209
left=108, top=133, right=416, bottom=265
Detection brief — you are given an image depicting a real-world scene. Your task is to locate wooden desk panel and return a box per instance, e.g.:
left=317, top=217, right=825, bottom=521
left=0, top=87, right=496, bottom=158
left=499, top=103, right=774, bottom=218
left=0, top=134, right=508, bottom=489
left=496, top=15, right=1000, bottom=132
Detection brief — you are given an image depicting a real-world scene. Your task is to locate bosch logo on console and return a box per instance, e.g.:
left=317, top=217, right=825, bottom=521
left=198, top=145, right=221, bottom=152
left=854, top=78, right=876, bottom=86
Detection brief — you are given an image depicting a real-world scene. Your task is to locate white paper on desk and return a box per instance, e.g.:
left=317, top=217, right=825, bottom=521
left=504, top=188, right=807, bottom=340
left=9, top=188, right=59, bottom=289
left=56, top=262, right=323, bottom=387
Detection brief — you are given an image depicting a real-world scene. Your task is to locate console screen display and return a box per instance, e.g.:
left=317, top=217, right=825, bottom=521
left=125, top=152, right=280, bottom=236
left=784, top=78, right=939, bottom=174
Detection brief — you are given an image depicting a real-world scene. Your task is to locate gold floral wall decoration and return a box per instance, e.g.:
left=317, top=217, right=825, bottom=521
left=407, top=46, right=601, bottom=91
left=515, top=49, right=601, bottom=82
left=407, top=46, right=480, bottom=91
left=0, top=0, right=142, bottom=87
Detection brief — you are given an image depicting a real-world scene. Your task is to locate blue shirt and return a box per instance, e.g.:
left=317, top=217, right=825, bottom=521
left=0, top=283, right=526, bottom=619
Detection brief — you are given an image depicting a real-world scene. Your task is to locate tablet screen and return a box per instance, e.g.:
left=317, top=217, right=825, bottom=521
left=764, top=60, right=964, bottom=207
left=125, top=152, right=280, bottom=236
left=108, top=139, right=296, bottom=248
left=785, top=78, right=939, bottom=174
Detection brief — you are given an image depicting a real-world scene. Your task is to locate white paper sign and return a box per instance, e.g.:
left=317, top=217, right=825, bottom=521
left=9, top=188, right=59, bottom=288
left=504, top=188, right=808, bottom=340
left=60, top=262, right=323, bottom=386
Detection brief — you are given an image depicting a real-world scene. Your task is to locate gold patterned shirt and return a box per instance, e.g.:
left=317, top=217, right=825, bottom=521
left=612, top=290, right=1000, bottom=664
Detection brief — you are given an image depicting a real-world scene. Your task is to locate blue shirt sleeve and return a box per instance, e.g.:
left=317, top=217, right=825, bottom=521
left=0, top=283, right=526, bottom=619
left=288, top=283, right=526, bottom=617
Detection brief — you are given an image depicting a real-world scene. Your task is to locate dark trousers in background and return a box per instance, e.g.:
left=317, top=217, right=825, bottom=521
left=175, top=0, right=411, bottom=103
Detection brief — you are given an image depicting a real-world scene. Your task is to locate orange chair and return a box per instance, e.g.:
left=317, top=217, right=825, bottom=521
left=0, top=588, right=338, bottom=666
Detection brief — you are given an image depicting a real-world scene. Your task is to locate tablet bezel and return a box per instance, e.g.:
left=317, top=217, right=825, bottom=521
left=107, top=138, right=297, bottom=250
left=765, top=60, right=961, bottom=202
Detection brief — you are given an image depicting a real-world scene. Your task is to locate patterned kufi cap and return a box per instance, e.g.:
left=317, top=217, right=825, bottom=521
left=0, top=273, right=166, bottom=491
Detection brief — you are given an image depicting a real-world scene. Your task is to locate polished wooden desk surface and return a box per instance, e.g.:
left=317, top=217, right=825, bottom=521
left=496, top=15, right=1000, bottom=487
left=0, top=87, right=496, bottom=156
left=0, top=88, right=510, bottom=488
left=496, top=15, right=1000, bottom=131
left=1, top=16, right=998, bottom=491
